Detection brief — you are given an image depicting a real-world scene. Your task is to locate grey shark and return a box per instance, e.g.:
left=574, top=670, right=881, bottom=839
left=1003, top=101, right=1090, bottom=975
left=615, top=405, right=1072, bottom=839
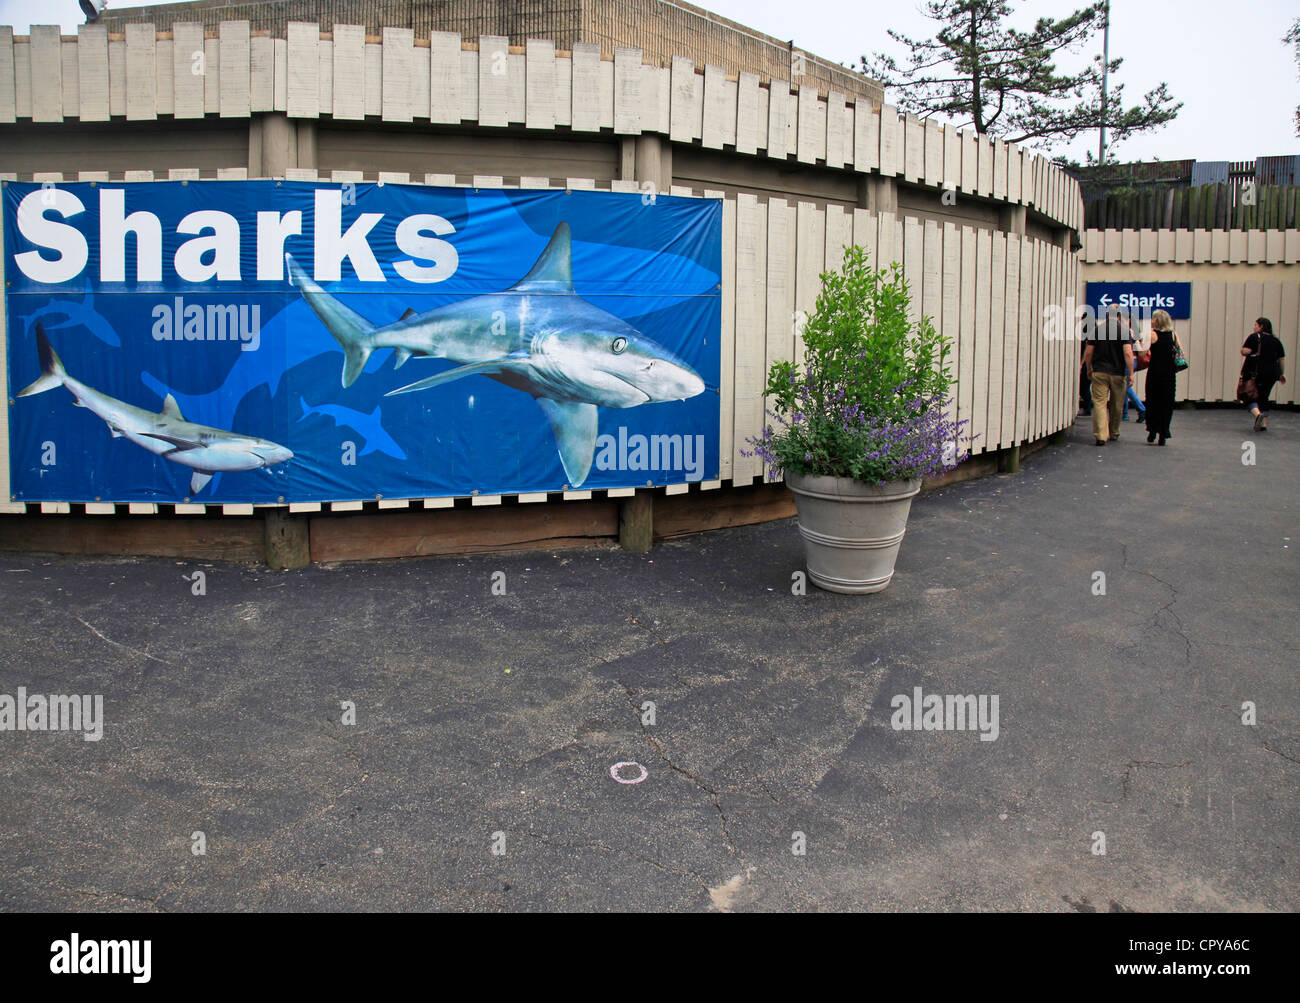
left=18, top=325, right=293, bottom=496
left=285, top=222, right=706, bottom=486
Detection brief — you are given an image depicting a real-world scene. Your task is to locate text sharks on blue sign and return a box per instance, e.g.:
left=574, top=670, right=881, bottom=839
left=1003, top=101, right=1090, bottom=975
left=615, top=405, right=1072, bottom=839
left=1086, top=282, right=1192, bottom=321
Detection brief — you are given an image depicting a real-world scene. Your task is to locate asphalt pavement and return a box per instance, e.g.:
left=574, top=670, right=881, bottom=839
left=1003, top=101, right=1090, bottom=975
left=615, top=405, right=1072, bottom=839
left=0, top=406, right=1295, bottom=911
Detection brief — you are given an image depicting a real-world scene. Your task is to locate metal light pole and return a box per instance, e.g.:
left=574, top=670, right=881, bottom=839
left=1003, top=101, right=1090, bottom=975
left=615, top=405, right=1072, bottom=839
left=1098, top=0, right=1110, bottom=163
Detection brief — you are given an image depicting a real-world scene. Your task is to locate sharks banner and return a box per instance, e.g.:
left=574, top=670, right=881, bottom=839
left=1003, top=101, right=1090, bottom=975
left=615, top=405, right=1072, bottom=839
left=3, top=181, right=721, bottom=503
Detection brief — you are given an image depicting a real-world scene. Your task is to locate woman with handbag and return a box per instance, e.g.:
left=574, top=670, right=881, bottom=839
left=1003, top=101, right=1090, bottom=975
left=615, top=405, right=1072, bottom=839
left=1240, top=318, right=1287, bottom=432
left=1145, top=309, right=1183, bottom=446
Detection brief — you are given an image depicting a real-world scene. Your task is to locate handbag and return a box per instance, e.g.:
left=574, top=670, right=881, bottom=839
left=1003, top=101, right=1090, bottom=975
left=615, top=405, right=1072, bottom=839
left=1134, top=348, right=1151, bottom=372
left=1236, top=375, right=1258, bottom=403
left=1172, top=332, right=1188, bottom=373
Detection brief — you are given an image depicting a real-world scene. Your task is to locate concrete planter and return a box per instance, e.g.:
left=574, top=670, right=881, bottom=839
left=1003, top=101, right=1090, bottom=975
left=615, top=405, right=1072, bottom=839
left=785, top=473, right=922, bottom=594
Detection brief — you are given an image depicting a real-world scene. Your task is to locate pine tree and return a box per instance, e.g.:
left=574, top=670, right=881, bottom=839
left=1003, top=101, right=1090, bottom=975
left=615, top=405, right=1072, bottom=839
left=1285, top=18, right=1300, bottom=137
left=857, top=0, right=1180, bottom=154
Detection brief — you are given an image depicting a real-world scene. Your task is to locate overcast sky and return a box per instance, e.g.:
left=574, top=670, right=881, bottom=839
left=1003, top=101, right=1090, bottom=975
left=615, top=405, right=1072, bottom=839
left=3, top=0, right=1297, bottom=164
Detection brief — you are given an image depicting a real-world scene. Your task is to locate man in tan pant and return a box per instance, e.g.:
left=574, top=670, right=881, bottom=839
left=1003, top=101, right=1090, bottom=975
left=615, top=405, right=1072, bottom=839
left=1082, top=306, right=1135, bottom=445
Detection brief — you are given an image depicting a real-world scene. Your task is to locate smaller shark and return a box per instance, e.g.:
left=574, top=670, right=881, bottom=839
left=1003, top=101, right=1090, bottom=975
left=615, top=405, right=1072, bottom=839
left=24, top=292, right=121, bottom=347
left=297, top=396, right=407, bottom=461
left=18, top=325, right=293, bottom=496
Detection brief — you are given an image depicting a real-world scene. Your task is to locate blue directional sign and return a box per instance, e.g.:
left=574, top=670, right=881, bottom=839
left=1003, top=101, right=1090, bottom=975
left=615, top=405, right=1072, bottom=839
left=1086, top=282, right=1192, bottom=321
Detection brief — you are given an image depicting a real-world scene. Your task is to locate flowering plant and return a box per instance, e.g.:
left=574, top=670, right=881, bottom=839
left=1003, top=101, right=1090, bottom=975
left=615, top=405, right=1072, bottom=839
left=745, top=245, right=971, bottom=485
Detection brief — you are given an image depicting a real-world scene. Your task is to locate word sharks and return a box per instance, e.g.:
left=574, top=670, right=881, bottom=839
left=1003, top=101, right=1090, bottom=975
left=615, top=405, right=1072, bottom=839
left=18, top=325, right=292, bottom=496
left=297, top=396, right=407, bottom=461
left=286, top=222, right=705, bottom=486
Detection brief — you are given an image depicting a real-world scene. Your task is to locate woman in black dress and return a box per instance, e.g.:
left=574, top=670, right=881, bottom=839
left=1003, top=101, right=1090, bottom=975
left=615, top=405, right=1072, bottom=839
left=1241, top=318, right=1287, bottom=432
left=1145, top=309, right=1180, bottom=446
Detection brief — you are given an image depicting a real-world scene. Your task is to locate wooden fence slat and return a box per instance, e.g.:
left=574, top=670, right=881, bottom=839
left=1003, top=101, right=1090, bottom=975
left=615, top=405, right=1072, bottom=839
left=285, top=22, right=319, bottom=119
left=525, top=38, right=555, bottom=130
left=30, top=26, right=62, bottom=123
left=571, top=42, right=601, bottom=132
left=958, top=226, right=977, bottom=448
left=219, top=20, right=251, bottom=118
left=272, top=36, right=287, bottom=112
left=854, top=100, right=878, bottom=173
left=702, top=64, right=727, bottom=150
left=429, top=31, right=461, bottom=124
left=736, top=72, right=760, bottom=155
left=1200, top=280, right=1222, bottom=400
left=613, top=46, right=641, bottom=135
left=14, top=40, right=32, bottom=119
left=794, top=200, right=824, bottom=371
left=925, top=120, right=943, bottom=188
left=985, top=230, right=1005, bottom=448
left=669, top=56, right=694, bottom=143
left=733, top=194, right=766, bottom=485
left=330, top=23, right=364, bottom=120
left=903, top=112, right=923, bottom=182
left=853, top=207, right=876, bottom=266
left=960, top=129, right=977, bottom=194
left=171, top=22, right=204, bottom=119
left=941, top=222, right=962, bottom=444
left=1265, top=230, right=1284, bottom=264
left=477, top=34, right=508, bottom=127
left=73, top=24, right=108, bottom=122
left=381, top=27, right=413, bottom=122
left=977, top=135, right=993, bottom=198
left=1003, top=232, right=1024, bottom=444
left=709, top=190, right=735, bottom=480
left=923, top=218, right=943, bottom=399
left=764, top=199, right=794, bottom=480
left=1187, top=278, right=1208, bottom=402
left=765, top=78, right=789, bottom=158
left=0, top=27, right=13, bottom=123
left=1278, top=280, right=1300, bottom=403
left=124, top=23, right=155, bottom=121
left=1228, top=229, right=1246, bottom=263
left=880, top=105, right=902, bottom=177
left=363, top=41, right=381, bottom=117
left=1016, top=237, right=1033, bottom=443
left=458, top=49, right=479, bottom=123
left=824, top=203, right=851, bottom=275
left=61, top=38, right=79, bottom=120
left=315, top=37, right=332, bottom=112
left=992, top=138, right=1007, bottom=201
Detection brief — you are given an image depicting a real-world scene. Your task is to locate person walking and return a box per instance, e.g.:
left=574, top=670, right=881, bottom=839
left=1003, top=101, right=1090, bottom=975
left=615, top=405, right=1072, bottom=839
left=1082, top=304, right=1135, bottom=446
left=1241, top=318, right=1287, bottom=432
left=1123, top=327, right=1148, bottom=423
left=1144, top=309, right=1181, bottom=446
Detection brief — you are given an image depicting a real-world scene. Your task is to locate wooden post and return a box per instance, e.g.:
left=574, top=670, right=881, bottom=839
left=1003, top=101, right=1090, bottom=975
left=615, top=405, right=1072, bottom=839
left=264, top=509, right=310, bottom=569
left=619, top=492, right=654, bottom=552
left=997, top=445, right=1020, bottom=474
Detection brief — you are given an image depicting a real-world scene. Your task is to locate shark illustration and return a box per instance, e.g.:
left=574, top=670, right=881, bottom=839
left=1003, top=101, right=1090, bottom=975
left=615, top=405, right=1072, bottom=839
left=18, top=325, right=293, bottom=496
left=23, top=293, right=121, bottom=346
left=285, top=222, right=705, bottom=486
left=297, top=396, right=407, bottom=461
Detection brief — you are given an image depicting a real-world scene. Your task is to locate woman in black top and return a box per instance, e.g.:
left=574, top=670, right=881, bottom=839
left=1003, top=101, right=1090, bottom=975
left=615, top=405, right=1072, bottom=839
left=1241, top=318, right=1287, bottom=432
left=1145, top=309, right=1180, bottom=445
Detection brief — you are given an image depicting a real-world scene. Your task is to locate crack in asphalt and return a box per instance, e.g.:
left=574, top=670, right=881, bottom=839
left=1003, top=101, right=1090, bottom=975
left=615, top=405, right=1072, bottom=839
left=619, top=684, right=740, bottom=860
left=1121, top=544, right=1193, bottom=666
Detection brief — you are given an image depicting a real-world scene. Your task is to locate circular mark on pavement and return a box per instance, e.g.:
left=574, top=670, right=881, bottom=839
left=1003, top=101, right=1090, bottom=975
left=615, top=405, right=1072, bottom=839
left=610, top=761, right=648, bottom=785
